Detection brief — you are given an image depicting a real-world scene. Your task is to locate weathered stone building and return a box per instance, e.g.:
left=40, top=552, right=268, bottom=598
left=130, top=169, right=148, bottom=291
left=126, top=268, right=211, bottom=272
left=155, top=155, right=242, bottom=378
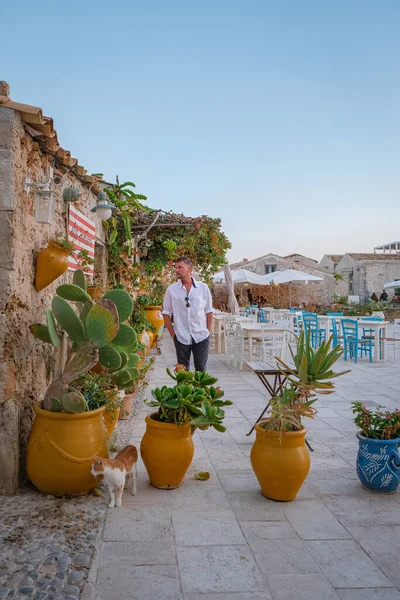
left=318, top=253, right=400, bottom=301
left=0, top=82, right=108, bottom=494
left=228, top=252, right=334, bottom=305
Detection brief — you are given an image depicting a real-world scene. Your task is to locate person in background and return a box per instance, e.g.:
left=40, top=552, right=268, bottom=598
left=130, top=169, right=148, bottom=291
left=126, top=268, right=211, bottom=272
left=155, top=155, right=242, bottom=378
left=371, top=292, right=379, bottom=302
left=380, top=290, right=389, bottom=302
left=162, top=257, right=214, bottom=372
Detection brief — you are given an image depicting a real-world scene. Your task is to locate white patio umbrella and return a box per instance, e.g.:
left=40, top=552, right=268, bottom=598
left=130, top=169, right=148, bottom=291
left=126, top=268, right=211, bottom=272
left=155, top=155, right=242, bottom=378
left=213, top=268, right=269, bottom=285
left=384, top=280, right=400, bottom=289
left=223, top=264, right=240, bottom=315
left=263, top=269, right=323, bottom=306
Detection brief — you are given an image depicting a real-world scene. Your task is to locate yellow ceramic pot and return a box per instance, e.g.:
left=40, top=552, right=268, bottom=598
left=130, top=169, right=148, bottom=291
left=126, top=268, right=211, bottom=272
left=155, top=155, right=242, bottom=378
left=146, top=331, right=154, bottom=350
left=140, top=413, right=194, bottom=489
left=35, top=241, right=71, bottom=291
left=26, top=405, right=109, bottom=497
left=144, top=306, right=164, bottom=341
left=139, top=332, right=151, bottom=355
left=103, top=407, right=121, bottom=436
left=250, top=424, right=310, bottom=502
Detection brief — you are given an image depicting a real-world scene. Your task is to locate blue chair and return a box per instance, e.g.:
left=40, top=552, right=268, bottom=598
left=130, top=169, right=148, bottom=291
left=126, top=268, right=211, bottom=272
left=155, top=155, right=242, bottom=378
left=327, top=312, right=344, bottom=339
left=303, top=314, right=326, bottom=348
left=258, top=308, right=267, bottom=323
left=341, top=319, right=373, bottom=363
left=245, top=307, right=251, bottom=317
left=361, top=317, right=383, bottom=358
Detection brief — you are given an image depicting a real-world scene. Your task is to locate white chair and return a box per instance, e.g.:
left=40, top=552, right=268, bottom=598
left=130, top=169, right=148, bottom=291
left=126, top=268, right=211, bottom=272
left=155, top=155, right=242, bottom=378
left=223, top=318, right=238, bottom=365
left=260, top=326, right=289, bottom=363
left=384, top=319, right=400, bottom=361
left=233, top=322, right=262, bottom=370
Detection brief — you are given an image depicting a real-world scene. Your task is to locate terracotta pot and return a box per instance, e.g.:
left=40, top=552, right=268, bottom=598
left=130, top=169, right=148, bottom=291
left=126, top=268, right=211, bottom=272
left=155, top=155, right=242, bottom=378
left=35, top=241, right=71, bottom=291
left=140, top=413, right=194, bottom=489
left=26, top=405, right=108, bottom=497
left=87, top=286, right=103, bottom=300
left=119, top=393, right=134, bottom=420
left=144, top=306, right=164, bottom=341
left=250, top=424, right=310, bottom=501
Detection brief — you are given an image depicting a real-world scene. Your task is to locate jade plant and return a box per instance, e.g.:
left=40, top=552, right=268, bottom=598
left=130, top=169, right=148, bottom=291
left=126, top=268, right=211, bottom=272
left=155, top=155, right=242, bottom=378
left=145, top=365, right=232, bottom=432
left=30, top=270, right=140, bottom=413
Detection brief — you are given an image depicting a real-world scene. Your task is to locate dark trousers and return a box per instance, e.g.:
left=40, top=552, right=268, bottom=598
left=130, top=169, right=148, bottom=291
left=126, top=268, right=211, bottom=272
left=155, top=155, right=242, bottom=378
left=173, top=335, right=210, bottom=372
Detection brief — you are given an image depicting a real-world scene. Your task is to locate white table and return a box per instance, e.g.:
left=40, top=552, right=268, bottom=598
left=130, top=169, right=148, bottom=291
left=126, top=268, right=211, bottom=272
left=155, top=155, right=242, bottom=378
left=240, top=323, right=287, bottom=358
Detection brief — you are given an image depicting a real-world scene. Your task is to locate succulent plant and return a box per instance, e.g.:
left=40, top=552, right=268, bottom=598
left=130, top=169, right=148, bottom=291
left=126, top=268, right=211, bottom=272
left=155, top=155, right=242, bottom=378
left=30, top=270, right=139, bottom=412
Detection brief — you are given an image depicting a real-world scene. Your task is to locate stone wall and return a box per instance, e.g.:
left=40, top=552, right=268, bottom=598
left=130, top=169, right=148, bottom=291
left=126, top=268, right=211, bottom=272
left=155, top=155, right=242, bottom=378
left=212, top=279, right=332, bottom=310
left=0, top=107, right=107, bottom=494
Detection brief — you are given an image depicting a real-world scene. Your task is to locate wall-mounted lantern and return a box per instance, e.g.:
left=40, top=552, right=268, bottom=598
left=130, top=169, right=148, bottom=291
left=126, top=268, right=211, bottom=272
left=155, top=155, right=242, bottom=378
left=91, top=191, right=115, bottom=221
left=25, top=170, right=57, bottom=224
left=34, top=189, right=57, bottom=224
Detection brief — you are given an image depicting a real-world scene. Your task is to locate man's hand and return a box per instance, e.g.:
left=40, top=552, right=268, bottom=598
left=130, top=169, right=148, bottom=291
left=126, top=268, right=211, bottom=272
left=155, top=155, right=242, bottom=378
left=163, top=314, right=175, bottom=339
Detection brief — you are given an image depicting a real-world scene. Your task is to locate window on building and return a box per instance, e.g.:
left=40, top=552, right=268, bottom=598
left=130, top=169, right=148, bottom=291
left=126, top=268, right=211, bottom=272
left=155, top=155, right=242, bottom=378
left=349, top=272, right=354, bottom=295
left=265, top=265, right=277, bottom=274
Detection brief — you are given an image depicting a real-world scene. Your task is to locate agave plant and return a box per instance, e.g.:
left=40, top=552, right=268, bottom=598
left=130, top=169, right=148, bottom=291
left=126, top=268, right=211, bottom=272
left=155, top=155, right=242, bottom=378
left=145, top=367, right=232, bottom=432
left=30, top=270, right=140, bottom=412
left=260, top=330, right=350, bottom=434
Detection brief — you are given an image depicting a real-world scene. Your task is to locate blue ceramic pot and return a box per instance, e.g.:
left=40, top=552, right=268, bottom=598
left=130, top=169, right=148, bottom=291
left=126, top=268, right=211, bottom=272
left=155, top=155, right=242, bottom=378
left=356, top=433, right=400, bottom=493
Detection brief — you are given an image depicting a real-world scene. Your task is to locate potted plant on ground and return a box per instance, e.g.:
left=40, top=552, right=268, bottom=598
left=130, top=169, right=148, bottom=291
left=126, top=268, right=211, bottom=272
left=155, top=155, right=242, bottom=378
left=27, top=270, right=140, bottom=496
left=250, top=331, right=350, bottom=502
left=136, top=293, right=165, bottom=345
left=352, top=401, right=400, bottom=494
left=35, top=235, right=75, bottom=291
left=141, top=365, right=232, bottom=489
left=131, top=297, right=157, bottom=353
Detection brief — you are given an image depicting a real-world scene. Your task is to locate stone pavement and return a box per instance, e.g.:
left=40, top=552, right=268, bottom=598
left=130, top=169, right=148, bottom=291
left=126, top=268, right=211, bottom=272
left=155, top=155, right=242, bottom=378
left=91, top=336, right=400, bottom=600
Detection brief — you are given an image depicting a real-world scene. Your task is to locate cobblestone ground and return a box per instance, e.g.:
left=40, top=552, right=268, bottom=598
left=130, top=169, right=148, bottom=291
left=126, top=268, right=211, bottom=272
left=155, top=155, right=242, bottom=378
left=0, top=359, right=153, bottom=600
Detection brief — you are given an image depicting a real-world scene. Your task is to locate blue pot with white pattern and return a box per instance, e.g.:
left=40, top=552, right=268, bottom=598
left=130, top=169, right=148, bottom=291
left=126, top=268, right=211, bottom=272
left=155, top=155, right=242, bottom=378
left=356, top=433, right=400, bottom=493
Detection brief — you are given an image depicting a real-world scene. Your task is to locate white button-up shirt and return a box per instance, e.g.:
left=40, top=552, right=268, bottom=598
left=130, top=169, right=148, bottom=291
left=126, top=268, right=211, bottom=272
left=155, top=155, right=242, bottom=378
left=162, top=278, right=214, bottom=345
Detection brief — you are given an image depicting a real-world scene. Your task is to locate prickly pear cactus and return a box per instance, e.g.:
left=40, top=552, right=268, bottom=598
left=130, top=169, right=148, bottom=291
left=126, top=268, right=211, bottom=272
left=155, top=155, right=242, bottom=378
left=61, top=391, right=88, bottom=413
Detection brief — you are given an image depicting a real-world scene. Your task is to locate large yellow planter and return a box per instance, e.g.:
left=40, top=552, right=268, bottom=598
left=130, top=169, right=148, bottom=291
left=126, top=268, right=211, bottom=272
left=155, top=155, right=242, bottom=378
left=140, top=413, right=194, bottom=489
left=26, top=405, right=109, bottom=497
left=144, top=306, right=164, bottom=341
left=146, top=331, right=154, bottom=349
left=35, top=241, right=71, bottom=291
left=250, top=424, right=310, bottom=502
left=103, top=407, right=121, bottom=436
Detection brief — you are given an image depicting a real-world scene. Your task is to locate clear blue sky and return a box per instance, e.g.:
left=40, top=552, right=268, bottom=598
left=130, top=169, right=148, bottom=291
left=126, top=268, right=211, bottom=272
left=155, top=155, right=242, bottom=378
left=2, top=0, right=399, bottom=263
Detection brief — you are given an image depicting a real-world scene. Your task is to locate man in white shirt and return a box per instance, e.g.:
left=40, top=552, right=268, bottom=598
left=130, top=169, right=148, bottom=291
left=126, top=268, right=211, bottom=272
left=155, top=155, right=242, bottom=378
left=162, top=257, right=214, bottom=372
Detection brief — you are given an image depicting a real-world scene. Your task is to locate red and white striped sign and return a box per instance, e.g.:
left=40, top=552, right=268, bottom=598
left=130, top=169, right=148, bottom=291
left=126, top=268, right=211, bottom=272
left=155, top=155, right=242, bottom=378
left=68, top=204, right=96, bottom=275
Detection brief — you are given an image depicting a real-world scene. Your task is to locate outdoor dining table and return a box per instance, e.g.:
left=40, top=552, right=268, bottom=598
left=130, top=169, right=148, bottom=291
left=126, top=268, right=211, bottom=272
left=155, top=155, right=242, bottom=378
left=213, top=313, right=255, bottom=353
left=240, top=322, right=288, bottom=358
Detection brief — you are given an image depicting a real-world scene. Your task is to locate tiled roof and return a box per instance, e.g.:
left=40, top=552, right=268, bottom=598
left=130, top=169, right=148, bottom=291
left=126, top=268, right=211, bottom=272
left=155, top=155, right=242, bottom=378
left=0, top=81, right=102, bottom=192
left=325, top=254, right=344, bottom=264
left=347, top=253, right=400, bottom=261
left=284, top=253, right=317, bottom=262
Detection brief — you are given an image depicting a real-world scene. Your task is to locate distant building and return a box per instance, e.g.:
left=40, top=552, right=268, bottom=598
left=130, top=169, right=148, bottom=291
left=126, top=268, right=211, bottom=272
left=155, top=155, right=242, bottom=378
left=230, top=252, right=334, bottom=303
left=374, top=241, right=400, bottom=254
left=318, top=253, right=400, bottom=301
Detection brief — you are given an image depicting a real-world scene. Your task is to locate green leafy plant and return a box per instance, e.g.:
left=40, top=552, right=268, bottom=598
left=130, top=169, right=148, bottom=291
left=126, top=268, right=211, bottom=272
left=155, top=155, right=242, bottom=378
left=145, top=367, right=232, bottom=432
left=352, top=401, right=400, bottom=440
left=130, top=296, right=157, bottom=334
left=53, top=235, right=75, bottom=253
left=30, top=270, right=140, bottom=412
left=259, top=330, right=350, bottom=434
left=71, top=372, right=125, bottom=423
left=75, top=249, right=95, bottom=271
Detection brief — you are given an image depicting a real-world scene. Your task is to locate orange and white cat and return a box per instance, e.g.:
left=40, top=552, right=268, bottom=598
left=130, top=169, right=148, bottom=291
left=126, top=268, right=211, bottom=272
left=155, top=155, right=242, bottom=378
left=91, top=445, right=138, bottom=508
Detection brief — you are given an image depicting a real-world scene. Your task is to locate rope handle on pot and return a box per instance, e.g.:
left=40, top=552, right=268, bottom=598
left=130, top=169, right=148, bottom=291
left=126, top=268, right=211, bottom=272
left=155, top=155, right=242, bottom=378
left=39, top=430, right=108, bottom=464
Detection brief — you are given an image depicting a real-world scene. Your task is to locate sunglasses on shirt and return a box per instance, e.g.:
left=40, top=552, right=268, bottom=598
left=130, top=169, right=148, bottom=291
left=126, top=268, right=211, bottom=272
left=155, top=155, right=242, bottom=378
left=185, top=295, right=190, bottom=308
